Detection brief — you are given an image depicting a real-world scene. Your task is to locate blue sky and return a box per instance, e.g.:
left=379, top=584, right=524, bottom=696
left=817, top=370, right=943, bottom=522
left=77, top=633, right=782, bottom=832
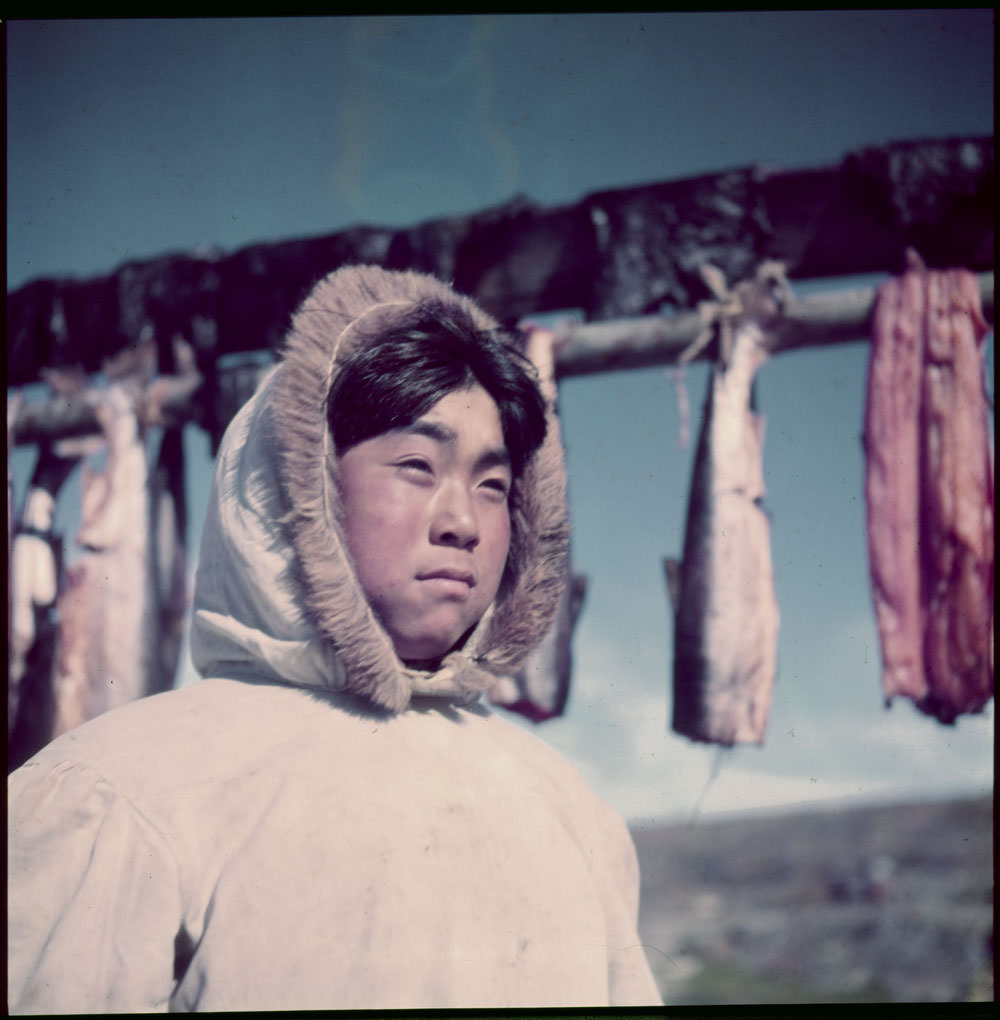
left=6, top=13, right=994, bottom=821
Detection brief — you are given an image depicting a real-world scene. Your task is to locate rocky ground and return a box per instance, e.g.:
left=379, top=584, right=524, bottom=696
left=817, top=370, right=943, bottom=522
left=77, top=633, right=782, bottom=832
left=630, top=794, right=993, bottom=1005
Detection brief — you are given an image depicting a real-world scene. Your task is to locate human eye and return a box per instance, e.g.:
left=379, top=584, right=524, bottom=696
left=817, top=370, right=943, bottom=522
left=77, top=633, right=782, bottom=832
left=478, top=474, right=511, bottom=502
left=397, top=456, right=435, bottom=480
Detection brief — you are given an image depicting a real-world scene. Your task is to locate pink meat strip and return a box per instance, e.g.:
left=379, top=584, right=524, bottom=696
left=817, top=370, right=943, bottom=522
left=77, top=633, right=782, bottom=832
left=865, top=258, right=993, bottom=722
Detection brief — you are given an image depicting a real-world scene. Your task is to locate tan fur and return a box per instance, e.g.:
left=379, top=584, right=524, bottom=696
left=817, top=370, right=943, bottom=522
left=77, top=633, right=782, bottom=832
left=269, top=265, right=570, bottom=712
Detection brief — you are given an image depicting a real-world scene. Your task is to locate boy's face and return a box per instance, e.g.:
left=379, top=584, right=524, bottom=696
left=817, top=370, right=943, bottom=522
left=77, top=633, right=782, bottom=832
left=337, top=384, right=512, bottom=662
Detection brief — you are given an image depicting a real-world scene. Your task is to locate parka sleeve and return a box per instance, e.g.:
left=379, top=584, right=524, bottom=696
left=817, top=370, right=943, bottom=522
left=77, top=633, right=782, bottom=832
left=586, top=796, right=664, bottom=1006
left=605, top=821, right=663, bottom=1006
left=7, top=759, right=183, bottom=1014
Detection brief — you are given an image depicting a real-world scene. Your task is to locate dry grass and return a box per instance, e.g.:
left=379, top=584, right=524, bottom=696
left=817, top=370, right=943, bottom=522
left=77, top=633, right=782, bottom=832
left=631, top=795, right=993, bottom=1005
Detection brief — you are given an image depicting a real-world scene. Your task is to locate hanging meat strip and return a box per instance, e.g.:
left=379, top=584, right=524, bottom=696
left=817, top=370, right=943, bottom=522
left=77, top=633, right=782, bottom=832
left=490, top=568, right=587, bottom=722
left=669, top=263, right=786, bottom=746
left=51, top=341, right=191, bottom=738
left=865, top=251, right=993, bottom=723
left=489, top=324, right=583, bottom=723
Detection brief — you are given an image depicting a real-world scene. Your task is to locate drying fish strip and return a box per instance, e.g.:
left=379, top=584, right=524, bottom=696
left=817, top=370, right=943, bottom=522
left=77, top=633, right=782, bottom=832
left=865, top=259, right=993, bottom=722
left=671, top=316, right=779, bottom=745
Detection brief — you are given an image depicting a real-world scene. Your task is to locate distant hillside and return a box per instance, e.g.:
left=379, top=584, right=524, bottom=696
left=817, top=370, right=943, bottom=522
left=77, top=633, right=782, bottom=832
left=630, top=795, right=993, bottom=1004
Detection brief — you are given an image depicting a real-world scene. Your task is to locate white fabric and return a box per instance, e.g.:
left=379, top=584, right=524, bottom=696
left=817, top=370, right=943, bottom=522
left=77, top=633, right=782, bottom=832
left=8, top=679, right=661, bottom=1011
left=188, top=372, right=346, bottom=692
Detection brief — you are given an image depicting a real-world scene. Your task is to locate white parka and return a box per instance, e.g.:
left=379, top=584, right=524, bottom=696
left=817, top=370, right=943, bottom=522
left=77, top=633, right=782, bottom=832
left=7, top=266, right=662, bottom=1012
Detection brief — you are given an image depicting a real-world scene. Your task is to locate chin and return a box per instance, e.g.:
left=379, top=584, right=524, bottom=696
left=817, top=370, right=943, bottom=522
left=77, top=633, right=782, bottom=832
left=393, top=619, right=478, bottom=665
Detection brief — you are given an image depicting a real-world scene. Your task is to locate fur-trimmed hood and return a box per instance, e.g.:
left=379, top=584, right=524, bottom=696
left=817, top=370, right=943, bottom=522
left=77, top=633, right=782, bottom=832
left=190, top=265, right=570, bottom=712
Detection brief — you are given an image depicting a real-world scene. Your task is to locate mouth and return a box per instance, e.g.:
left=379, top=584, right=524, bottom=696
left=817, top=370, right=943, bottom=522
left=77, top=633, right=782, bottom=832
left=419, top=568, right=476, bottom=587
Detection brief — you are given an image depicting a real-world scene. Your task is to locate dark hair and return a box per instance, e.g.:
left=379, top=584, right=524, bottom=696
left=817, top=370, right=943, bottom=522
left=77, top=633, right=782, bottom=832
left=326, top=300, right=547, bottom=478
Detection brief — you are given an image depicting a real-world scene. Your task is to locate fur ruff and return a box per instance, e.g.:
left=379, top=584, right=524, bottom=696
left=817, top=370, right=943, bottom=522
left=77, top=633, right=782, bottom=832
left=270, top=265, right=570, bottom=712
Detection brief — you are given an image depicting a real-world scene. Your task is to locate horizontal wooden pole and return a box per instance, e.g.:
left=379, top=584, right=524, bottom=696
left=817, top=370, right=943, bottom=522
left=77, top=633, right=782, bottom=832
left=8, top=274, right=994, bottom=447
left=9, top=371, right=204, bottom=448
left=554, top=272, right=994, bottom=378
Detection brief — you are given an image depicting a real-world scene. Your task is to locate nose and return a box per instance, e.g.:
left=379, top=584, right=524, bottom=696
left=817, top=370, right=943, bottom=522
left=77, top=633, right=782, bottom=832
left=430, top=481, right=479, bottom=550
